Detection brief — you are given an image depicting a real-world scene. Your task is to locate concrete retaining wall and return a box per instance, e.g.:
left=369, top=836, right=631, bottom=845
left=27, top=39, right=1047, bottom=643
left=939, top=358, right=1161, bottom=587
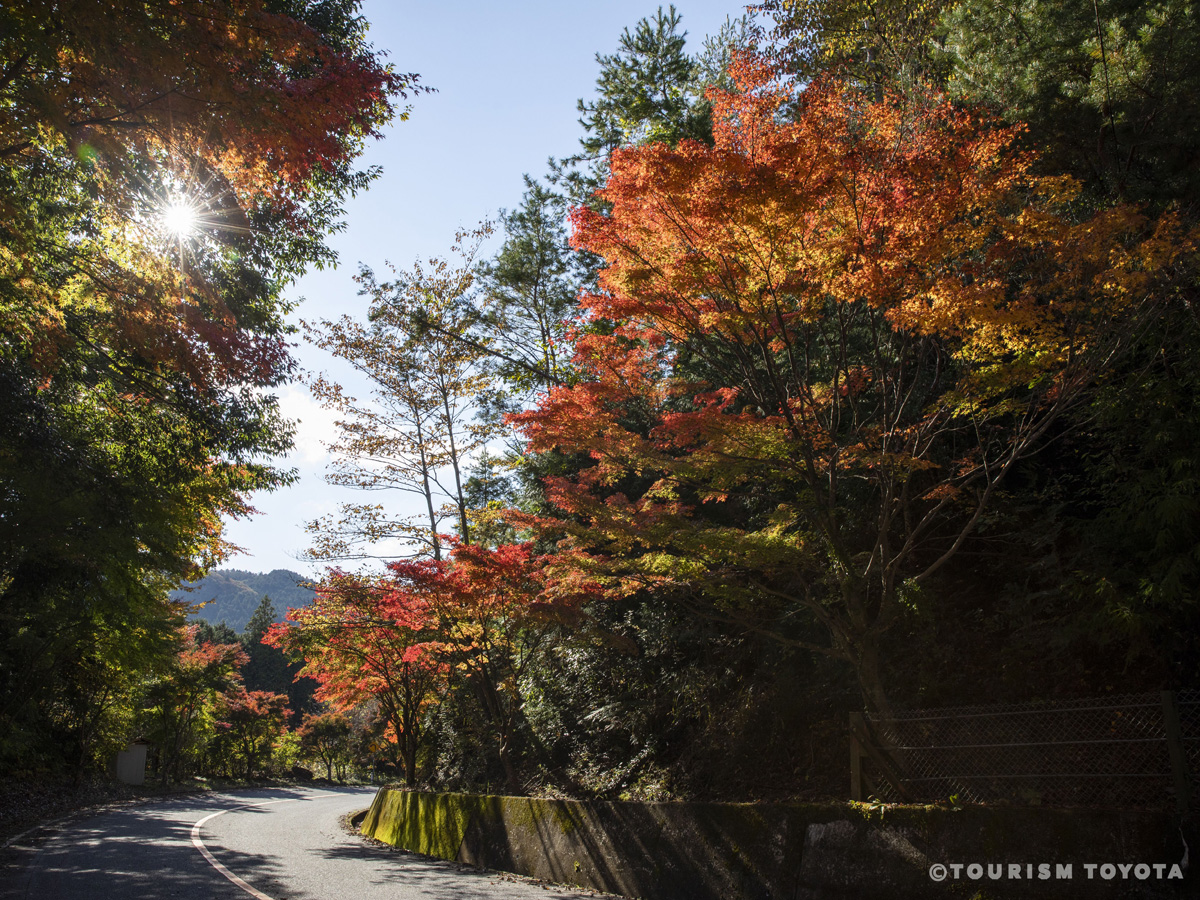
left=361, top=789, right=1197, bottom=899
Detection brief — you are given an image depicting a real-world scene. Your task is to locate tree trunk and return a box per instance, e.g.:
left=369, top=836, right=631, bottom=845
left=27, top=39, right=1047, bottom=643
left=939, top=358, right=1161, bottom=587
left=855, top=640, right=895, bottom=722
left=403, top=742, right=417, bottom=786
left=497, top=734, right=521, bottom=794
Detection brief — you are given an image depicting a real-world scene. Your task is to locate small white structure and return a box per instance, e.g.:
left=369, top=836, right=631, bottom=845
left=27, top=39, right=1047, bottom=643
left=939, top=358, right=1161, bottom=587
left=113, top=741, right=150, bottom=785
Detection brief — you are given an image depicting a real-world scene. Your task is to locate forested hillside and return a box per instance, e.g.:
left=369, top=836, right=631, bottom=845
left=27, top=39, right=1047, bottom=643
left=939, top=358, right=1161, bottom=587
left=5, top=0, right=1200, bottom=799
left=173, top=570, right=315, bottom=633
left=274, top=1, right=1200, bottom=799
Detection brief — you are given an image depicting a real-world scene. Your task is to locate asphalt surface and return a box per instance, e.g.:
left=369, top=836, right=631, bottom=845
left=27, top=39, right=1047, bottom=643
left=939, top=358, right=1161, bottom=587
left=1, top=786, right=603, bottom=899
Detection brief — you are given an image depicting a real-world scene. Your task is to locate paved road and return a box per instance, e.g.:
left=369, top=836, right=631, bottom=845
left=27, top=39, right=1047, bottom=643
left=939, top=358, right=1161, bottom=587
left=2, top=786, right=602, bottom=899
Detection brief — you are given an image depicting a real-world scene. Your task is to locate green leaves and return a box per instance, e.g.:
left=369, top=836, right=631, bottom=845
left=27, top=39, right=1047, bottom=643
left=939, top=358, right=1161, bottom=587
left=579, top=5, right=709, bottom=154
left=0, top=0, right=413, bottom=775
left=943, top=0, right=1200, bottom=206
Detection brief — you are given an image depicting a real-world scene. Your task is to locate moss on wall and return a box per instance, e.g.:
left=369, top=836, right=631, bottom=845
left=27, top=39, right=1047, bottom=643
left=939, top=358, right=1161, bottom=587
left=362, top=789, right=492, bottom=860
left=362, top=789, right=1196, bottom=900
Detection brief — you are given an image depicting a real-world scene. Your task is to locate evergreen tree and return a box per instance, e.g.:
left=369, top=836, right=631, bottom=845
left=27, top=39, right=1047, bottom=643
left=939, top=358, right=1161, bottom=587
left=553, top=5, right=721, bottom=210
left=943, top=0, right=1200, bottom=209
left=460, top=452, right=519, bottom=549
left=477, top=176, right=578, bottom=399
left=578, top=5, right=709, bottom=154
left=242, top=596, right=316, bottom=724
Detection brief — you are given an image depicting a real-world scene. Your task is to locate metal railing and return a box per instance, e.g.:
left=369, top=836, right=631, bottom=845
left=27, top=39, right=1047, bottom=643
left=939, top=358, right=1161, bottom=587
left=850, top=690, right=1200, bottom=810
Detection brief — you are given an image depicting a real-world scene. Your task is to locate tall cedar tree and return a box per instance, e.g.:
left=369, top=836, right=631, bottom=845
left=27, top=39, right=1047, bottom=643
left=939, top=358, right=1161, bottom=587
left=556, top=5, right=715, bottom=213
left=942, top=0, right=1200, bottom=209
left=476, top=178, right=578, bottom=398
left=241, top=595, right=317, bottom=724
left=757, top=0, right=950, bottom=89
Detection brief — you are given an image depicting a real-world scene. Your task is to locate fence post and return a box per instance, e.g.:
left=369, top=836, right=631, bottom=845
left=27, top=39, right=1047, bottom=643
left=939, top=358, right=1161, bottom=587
left=850, top=712, right=864, bottom=801
left=849, top=711, right=914, bottom=801
left=1161, top=690, right=1191, bottom=814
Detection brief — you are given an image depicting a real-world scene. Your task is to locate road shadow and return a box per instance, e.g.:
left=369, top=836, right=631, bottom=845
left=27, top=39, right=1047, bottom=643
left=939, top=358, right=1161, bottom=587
left=309, top=836, right=598, bottom=899
left=0, top=787, right=354, bottom=900
left=2, top=800, right=281, bottom=899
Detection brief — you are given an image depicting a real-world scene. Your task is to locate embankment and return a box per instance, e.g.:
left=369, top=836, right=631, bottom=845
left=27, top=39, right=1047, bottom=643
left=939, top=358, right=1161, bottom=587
left=361, top=788, right=1197, bottom=899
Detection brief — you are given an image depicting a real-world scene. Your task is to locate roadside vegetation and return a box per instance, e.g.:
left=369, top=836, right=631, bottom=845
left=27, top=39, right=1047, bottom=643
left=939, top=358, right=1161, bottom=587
left=3, top=0, right=1200, bottom=805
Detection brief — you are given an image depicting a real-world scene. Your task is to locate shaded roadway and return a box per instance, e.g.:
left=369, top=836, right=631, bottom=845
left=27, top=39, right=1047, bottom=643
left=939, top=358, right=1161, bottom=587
left=1, top=786, right=604, bottom=899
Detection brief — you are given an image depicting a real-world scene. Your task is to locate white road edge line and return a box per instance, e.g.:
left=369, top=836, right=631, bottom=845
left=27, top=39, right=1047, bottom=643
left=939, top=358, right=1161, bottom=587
left=190, top=797, right=300, bottom=900
left=2, top=812, right=79, bottom=850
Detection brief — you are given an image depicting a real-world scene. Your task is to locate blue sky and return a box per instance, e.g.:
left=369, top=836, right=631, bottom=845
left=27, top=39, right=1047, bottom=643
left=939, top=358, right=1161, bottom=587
left=220, top=0, right=751, bottom=575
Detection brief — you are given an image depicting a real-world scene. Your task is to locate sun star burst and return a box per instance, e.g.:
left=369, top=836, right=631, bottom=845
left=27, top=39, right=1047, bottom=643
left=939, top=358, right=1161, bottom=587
left=162, top=198, right=199, bottom=238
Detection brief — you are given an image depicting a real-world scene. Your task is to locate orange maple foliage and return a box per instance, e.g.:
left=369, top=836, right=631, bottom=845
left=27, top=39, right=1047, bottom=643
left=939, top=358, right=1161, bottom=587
left=512, top=53, right=1195, bottom=714
left=384, top=540, right=592, bottom=790
left=151, top=624, right=247, bottom=784
left=2, top=0, right=416, bottom=393
left=270, top=540, right=595, bottom=788
left=266, top=571, right=444, bottom=786
left=1, top=0, right=417, bottom=585
left=2, top=0, right=411, bottom=201
left=216, top=687, right=289, bottom=780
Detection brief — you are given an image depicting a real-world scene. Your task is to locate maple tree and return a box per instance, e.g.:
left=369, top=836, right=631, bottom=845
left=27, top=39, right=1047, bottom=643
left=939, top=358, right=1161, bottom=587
left=383, top=540, right=591, bottom=790
left=513, top=53, right=1194, bottom=715
left=272, top=539, right=591, bottom=788
left=2, top=0, right=414, bottom=416
left=297, top=711, right=353, bottom=781
left=144, top=625, right=247, bottom=785
left=266, top=572, right=445, bottom=785
left=216, top=687, right=290, bottom=779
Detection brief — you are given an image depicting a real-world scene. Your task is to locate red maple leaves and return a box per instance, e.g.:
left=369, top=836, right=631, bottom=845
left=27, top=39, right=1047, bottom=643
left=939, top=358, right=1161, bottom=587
left=506, top=52, right=1194, bottom=713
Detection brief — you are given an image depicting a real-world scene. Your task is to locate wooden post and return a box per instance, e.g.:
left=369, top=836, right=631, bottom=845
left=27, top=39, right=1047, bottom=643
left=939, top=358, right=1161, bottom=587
left=849, top=711, right=914, bottom=802
left=850, top=712, right=864, bottom=801
left=1161, top=690, right=1192, bottom=814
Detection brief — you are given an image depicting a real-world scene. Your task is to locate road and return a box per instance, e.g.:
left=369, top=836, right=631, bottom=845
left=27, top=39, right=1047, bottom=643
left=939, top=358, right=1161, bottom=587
left=2, top=786, right=603, bottom=900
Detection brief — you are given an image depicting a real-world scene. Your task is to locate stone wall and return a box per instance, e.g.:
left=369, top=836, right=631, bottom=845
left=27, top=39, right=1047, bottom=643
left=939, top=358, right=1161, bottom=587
left=360, top=789, right=1197, bottom=899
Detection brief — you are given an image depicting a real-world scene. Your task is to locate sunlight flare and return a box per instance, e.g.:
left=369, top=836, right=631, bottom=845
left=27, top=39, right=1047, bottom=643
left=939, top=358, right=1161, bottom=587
left=161, top=197, right=199, bottom=238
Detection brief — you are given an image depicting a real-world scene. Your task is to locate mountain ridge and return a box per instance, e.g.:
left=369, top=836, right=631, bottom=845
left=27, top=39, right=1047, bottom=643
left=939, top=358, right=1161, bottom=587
left=171, top=568, right=316, bottom=633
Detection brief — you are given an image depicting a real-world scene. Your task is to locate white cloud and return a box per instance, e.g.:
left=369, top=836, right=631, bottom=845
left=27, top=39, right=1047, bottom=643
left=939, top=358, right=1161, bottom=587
left=276, top=384, right=339, bottom=465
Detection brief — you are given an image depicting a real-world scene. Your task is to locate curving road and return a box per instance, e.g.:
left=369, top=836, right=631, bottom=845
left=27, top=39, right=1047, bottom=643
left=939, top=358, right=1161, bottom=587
left=1, top=786, right=603, bottom=900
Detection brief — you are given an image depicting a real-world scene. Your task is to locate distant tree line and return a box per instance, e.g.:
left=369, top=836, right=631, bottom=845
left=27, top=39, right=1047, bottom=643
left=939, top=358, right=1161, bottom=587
left=145, top=596, right=365, bottom=784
